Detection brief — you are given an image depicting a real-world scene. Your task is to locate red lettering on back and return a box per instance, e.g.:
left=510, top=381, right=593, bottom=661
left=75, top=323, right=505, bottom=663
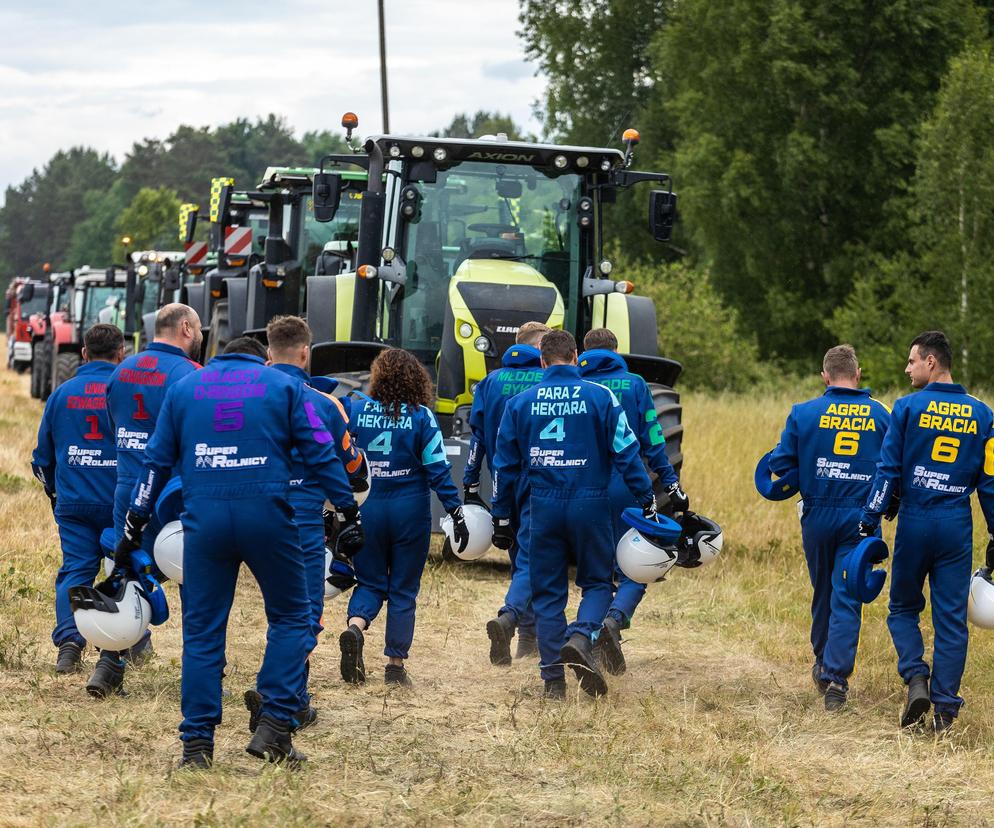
left=118, top=368, right=166, bottom=386
left=84, top=382, right=106, bottom=394
left=136, top=356, right=159, bottom=369
left=67, top=396, right=106, bottom=410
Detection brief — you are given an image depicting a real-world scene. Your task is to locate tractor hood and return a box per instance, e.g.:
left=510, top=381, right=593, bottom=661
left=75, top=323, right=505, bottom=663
left=578, top=348, right=627, bottom=377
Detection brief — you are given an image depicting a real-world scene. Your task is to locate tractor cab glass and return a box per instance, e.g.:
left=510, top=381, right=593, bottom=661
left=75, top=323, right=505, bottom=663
left=394, top=160, right=581, bottom=359
left=293, top=191, right=362, bottom=276
left=19, top=289, right=47, bottom=320
left=80, top=286, right=125, bottom=330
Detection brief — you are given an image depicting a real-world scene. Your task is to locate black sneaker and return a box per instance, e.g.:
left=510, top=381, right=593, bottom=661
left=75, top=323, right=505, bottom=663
left=123, top=634, right=153, bottom=667
left=560, top=632, right=608, bottom=698
left=384, top=664, right=413, bottom=687
left=244, top=689, right=263, bottom=733
left=293, top=706, right=318, bottom=731
left=246, top=714, right=306, bottom=766
left=486, top=612, right=516, bottom=666
left=824, top=682, right=847, bottom=712
left=339, top=625, right=366, bottom=684
left=515, top=629, right=538, bottom=659
left=593, top=616, right=626, bottom=676
left=543, top=678, right=566, bottom=700
left=812, top=661, right=829, bottom=695
left=178, top=738, right=214, bottom=769
left=933, top=711, right=955, bottom=735
left=85, top=652, right=125, bottom=699
left=900, top=675, right=931, bottom=729
left=55, top=641, right=83, bottom=674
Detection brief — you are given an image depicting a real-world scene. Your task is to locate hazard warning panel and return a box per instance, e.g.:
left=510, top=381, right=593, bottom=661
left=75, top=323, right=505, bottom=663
left=185, top=241, right=208, bottom=266
left=224, top=226, right=253, bottom=256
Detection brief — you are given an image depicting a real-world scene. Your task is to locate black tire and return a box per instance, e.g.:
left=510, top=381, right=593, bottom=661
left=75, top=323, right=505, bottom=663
left=204, top=299, right=230, bottom=361
left=29, top=345, right=42, bottom=398
left=38, top=340, right=53, bottom=401
left=53, top=351, right=80, bottom=390
left=648, top=382, right=684, bottom=485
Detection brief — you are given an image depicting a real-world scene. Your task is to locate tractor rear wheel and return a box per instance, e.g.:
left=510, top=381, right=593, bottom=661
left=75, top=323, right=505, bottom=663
left=647, top=382, right=684, bottom=505
left=53, top=352, right=80, bottom=390
left=29, top=345, right=42, bottom=398
left=204, top=300, right=230, bottom=361
left=38, top=341, right=53, bottom=400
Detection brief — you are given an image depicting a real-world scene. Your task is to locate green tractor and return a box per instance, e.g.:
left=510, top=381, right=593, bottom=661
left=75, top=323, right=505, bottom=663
left=303, top=122, right=683, bottom=528
left=125, top=250, right=185, bottom=351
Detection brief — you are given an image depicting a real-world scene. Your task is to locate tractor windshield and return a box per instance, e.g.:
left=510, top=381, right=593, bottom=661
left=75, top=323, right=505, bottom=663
left=297, top=192, right=362, bottom=275
left=81, top=286, right=125, bottom=330
left=140, top=279, right=160, bottom=316
left=20, top=292, right=47, bottom=320
left=397, top=161, right=582, bottom=357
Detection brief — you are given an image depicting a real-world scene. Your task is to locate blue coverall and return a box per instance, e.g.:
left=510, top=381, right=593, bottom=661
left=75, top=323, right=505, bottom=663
left=464, top=344, right=543, bottom=629
left=273, top=362, right=362, bottom=708
left=492, top=364, right=653, bottom=681
left=769, top=387, right=890, bottom=689
left=861, top=382, right=994, bottom=716
left=347, top=394, right=461, bottom=660
left=31, top=361, right=118, bottom=648
left=131, top=353, right=356, bottom=741
left=578, top=349, right=680, bottom=625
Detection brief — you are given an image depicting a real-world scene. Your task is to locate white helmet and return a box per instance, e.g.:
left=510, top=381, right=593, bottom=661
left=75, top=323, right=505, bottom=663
left=441, top=504, right=493, bottom=561
left=324, top=546, right=356, bottom=600
left=103, top=556, right=115, bottom=577
left=968, top=568, right=994, bottom=629
left=69, top=576, right=152, bottom=651
left=153, top=520, right=184, bottom=584
left=616, top=528, right=678, bottom=584
left=675, top=512, right=724, bottom=568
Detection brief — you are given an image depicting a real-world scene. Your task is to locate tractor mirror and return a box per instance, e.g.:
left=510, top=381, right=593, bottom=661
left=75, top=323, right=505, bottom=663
left=496, top=179, right=522, bottom=199
left=17, top=283, right=33, bottom=302
left=648, top=190, right=677, bottom=242
left=313, top=172, right=343, bottom=223
left=104, top=267, right=116, bottom=286
left=163, top=266, right=181, bottom=292
left=217, top=185, right=233, bottom=227
left=183, top=210, right=198, bottom=245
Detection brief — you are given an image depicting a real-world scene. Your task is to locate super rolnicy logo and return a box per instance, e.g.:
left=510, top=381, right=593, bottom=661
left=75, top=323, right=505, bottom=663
left=529, top=447, right=587, bottom=468
left=815, top=457, right=872, bottom=482
left=194, top=443, right=268, bottom=469
left=912, top=465, right=968, bottom=494
left=116, top=427, right=149, bottom=450
left=66, top=446, right=116, bottom=467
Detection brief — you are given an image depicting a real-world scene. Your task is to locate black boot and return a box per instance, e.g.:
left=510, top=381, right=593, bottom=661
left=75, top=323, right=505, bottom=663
left=543, top=678, right=567, bottom=700
left=293, top=706, right=318, bottom=731
left=384, top=663, right=413, bottom=687
left=515, top=628, right=538, bottom=659
left=178, top=738, right=214, bottom=769
left=824, top=682, right=847, bottom=712
left=486, top=612, right=516, bottom=666
left=55, top=641, right=83, bottom=675
left=246, top=714, right=306, bottom=766
left=812, top=661, right=829, bottom=695
left=244, top=689, right=263, bottom=733
left=933, top=711, right=955, bottom=735
left=593, top=616, right=626, bottom=676
left=339, top=625, right=366, bottom=684
left=901, top=675, right=931, bottom=729
left=86, top=652, right=125, bottom=699
left=560, top=632, right=608, bottom=698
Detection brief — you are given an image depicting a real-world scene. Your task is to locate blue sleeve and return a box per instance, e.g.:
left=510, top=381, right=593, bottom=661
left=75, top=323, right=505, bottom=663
left=862, top=400, right=907, bottom=525
left=132, top=386, right=181, bottom=516
left=491, top=404, right=521, bottom=519
left=634, top=378, right=678, bottom=487
left=769, top=406, right=800, bottom=476
left=420, top=408, right=460, bottom=512
left=292, top=383, right=356, bottom=509
left=462, top=383, right=487, bottom=487
left=607, top=393, right=653, bottom=503
left=31, top=396, right=58, bottom=494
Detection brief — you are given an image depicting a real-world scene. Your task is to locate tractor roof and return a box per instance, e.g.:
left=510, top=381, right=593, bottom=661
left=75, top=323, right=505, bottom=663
left=258, top=166, right=368, bottom=190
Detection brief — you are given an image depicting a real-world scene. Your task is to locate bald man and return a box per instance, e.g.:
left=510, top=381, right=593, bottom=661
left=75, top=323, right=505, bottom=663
left=85, top=304, right=203, bottom=698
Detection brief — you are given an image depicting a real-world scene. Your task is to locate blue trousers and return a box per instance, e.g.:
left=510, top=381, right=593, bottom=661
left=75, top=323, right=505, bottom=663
left=53, top=506, right=114, bottom=647
left=606, top=473, right=647, bottom=625
left=347, top=489, right=431, bottom=660
left=179, top=495, right=311, bottom=741
left=800, top=503, right=864, bottom=688
left=290, top=495, right=326, bottom=708
left=528, top=492, right=615, bottom=681
left=888, top=507, right=972, bottom=716
left=501, top=495, right=536, bottom=632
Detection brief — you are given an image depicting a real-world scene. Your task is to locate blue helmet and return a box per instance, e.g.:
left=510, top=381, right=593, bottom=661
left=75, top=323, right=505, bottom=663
left=844, top=537, right=889, bottom=604
left=620, top=508, right=683, bottom=545
left=754, top=451, right=800, bottom=501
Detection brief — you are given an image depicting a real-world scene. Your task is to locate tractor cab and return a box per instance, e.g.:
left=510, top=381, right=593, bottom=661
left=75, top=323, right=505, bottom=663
left=127, top=249, right=184, bottom=350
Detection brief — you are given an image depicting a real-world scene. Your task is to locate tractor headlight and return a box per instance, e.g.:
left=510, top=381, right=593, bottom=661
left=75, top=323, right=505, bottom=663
left=473, top=335, right=491, bottom=353
left=459, top=322, right=473, bottom=338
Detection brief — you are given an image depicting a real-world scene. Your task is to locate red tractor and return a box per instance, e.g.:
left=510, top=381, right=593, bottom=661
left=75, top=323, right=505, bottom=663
left=6, top=278, right=48, bottom=373
left=28, top=271, right=72, bottom=399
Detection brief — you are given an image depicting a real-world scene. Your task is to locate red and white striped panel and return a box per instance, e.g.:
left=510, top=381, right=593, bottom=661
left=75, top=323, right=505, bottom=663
left=224, top=226, right=253, bottom=256
left=184, top=241, right=208, bottom=266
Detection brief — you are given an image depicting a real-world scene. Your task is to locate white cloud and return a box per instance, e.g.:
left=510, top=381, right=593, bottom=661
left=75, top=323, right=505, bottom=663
left=0, top=0, right=546, bottom=199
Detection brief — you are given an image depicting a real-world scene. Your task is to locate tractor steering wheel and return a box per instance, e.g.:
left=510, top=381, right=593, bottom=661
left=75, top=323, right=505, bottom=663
left=467, top=223, right=518, bottom=238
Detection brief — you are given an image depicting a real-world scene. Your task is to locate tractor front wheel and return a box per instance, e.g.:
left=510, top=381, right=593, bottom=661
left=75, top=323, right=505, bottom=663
left=53, top=352, right=80, bottom=390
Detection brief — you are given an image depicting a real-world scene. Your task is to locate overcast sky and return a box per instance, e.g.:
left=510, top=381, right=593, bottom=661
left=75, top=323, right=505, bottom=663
left=0, top=0, right=546, bottom=200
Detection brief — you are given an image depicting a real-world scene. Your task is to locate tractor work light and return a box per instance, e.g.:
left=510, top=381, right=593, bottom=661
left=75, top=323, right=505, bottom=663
left=577, top=196, right=594, bottom=230
left=614, top=281, right=635, bottom=294
left=137, top=265, right=149, bottom=276
left=433, top=147, right=448, bottom=162
left=553, top=154, right=568, bottom=169
left=576, top=156, right=589, bottom=168
left=600, top=158, right=612, bottom=171
left=389, top=144, right=402, bottom=158
left=401, top=203, right=417, bottom=219
left=599, top=260, right=613, bottom=276
left=458, top=322, right=473, bottom=338
left=381, top=247, right=396, bottom=262
left=411, top=145, right=424, bottom=158
left=358, top=265, right=378, bottom=279
left=473, top=336, right=491, bottom=353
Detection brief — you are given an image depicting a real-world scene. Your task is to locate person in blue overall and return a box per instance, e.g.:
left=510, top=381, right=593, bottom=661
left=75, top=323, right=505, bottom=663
left=240, top=315, right=366, bottom=731
left=767, top=345, right=890, bottom=711
left=116, top=336, right=365, bottom=769
left=31, top=324, right=124, bottom=675
left=340, top=348, right=468, bottom=688
left=859, top=331, right=994, bottom=733
left=491, top=330, right=655, bottom=699
left=88, top=303, right=202, bottom=698
left=465, top=321, right=550, bottom=666
left=577, top=328, right=689, bottom=676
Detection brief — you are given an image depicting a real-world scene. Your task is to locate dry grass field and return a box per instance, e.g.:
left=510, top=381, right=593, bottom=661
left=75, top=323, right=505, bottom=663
left=4, top=359, right=994, bottom=826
